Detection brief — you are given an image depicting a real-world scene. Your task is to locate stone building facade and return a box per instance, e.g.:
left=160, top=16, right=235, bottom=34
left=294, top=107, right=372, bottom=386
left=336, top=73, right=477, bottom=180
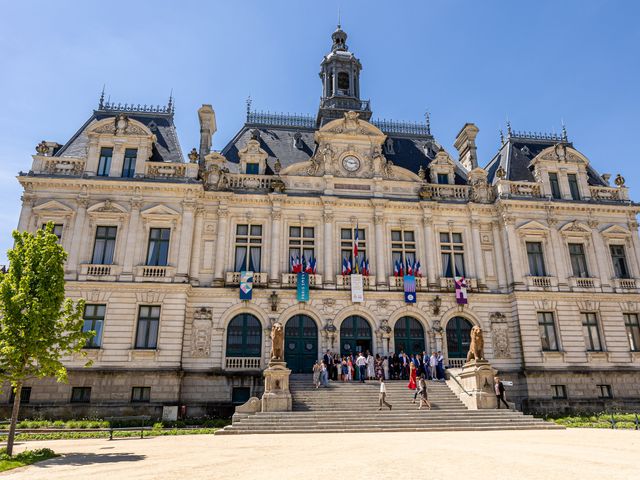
left=5, top=26, right=640, bottom=417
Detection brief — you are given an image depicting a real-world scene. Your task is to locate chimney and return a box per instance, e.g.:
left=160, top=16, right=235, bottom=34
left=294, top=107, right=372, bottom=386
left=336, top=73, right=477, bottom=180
left=454, top=123, right=479, bottom=172
left=198, top=105, right=217, bottom=159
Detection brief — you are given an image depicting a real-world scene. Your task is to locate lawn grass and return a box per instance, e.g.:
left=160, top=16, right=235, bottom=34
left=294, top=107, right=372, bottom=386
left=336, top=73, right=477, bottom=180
left=0, top=448, right=58, bottom=472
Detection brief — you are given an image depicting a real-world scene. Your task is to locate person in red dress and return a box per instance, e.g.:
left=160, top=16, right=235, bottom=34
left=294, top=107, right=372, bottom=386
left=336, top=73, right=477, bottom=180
left=407, top=361, right=417, bottom=390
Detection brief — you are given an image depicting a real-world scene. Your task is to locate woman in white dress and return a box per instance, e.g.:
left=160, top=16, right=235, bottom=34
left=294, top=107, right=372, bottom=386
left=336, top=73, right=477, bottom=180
left=366, top=352, right=375, bottom=380
left=382, top=356, right=389, bottom=380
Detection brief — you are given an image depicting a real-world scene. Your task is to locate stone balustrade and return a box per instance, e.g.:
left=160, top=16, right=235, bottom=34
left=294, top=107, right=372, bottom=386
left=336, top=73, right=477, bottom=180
left=335, top=275, right=376, bottom=289
left=438, top=277, right=477, bottom=291
left=525, top=275, right=558, bottom=290
left=613, top=278, right=638, bottom=292
left=281, top=273, right=322, bottom=288
left=225, top=272, right=269, bottom=286
left=144, top=162, right=198, bottom=179
left=388, top=276, right=429, bottom=290
left=568, top=277, right=600, bottom=290
left=419, top=183, right=470, bottom=201
left=225, top=357, right=262, bottom=371
left=226, top=174, right=276, bottom=190
left=134, top=265, right=176, bottom=282
left=496, top=180, right=543, bottom=199
left=78, top=263, right=122, bottom=281
left=31, top=155, right=85, bottom=176
left=589, top=185, right=629, bottom=202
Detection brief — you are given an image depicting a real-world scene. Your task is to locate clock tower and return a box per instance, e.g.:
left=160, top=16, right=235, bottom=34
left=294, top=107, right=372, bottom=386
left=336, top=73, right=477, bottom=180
left=316, top=25, right=372, bottom=127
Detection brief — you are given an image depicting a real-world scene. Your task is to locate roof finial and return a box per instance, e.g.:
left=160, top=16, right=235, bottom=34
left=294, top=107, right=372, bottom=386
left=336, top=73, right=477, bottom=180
left=561, top=119, right=568, bottom=142
left=168, top=89, right=174, bottom=113
left=500, top=129, right=505, bottom=145
left=337, top=6, right=341, bottom=29
left=246, top=95, right=252, bottom=118
left=506, top=119, right=512, bottom=138
left=98, top=85, right=105, bottom=109
left=424, top=110, right=431, bottom=135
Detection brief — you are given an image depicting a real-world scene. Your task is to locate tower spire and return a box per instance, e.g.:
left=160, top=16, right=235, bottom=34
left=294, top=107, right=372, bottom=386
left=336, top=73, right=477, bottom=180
left=168, top=88, right=174, bottom=113
left=98, top=85, right=105, bottom=109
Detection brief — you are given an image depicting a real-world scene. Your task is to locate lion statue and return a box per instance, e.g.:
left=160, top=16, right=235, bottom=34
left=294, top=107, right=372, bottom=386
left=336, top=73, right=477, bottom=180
left=270, top=322, right=284, bottom=361
left=466, top=325, right=485, bottom=362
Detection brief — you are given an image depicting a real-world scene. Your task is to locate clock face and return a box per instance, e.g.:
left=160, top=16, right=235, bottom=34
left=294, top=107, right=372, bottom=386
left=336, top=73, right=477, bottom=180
left=342, top=155, right=361, bottom=172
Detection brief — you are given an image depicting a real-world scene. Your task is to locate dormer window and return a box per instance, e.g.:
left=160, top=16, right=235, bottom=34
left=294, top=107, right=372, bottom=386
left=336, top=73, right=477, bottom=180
left=122, top=148, right=137, bottom=178
left=548, top=172, right=561, bottom=199
left=437, top=173, right=449, bottom=185
left=246, top=163, right=259, bottom=175
left=568, top=174, right=580, bottom=200
left=97, top=147, right=113, bottom=177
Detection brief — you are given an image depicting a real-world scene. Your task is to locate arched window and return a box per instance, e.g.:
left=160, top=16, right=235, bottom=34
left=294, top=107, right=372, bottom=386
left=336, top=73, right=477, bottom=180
left=337, top=72, right=350, bottom=93
left=394, top=317, right=425, bottom=354
left=226, top=313, right=262, bottom=357
left=446, top=316, right=473, bottom=358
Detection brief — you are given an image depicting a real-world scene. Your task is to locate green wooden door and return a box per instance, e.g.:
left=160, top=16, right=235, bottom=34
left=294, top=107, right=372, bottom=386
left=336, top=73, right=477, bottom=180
left=394, top=316, right=425, bottom=355
left=446, top=316, right=473, bottom=358
left=340, top=315, right=373, bottom=356
left=284, top=315, right=318, bottom=373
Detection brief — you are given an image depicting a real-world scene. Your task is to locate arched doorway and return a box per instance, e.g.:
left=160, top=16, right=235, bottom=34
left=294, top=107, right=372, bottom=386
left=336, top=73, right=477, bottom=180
left=446, top=316, right=473, bottom=358
left=340, top=315, right=373, bottom=356
left=226, top=313, right=262, bottom=358
left=394, top=317, right=425, bottom=355
left=284, top=315, right=318, bottom=374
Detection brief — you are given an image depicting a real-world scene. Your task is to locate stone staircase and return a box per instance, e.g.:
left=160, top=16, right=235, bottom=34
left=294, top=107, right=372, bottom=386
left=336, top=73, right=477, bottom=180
left=216, top=375, right=563, bottom=434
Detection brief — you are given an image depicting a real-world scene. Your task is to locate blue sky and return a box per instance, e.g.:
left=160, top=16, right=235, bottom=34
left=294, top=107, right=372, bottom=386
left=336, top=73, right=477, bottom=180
left=0, top=0, right=638, bottom=263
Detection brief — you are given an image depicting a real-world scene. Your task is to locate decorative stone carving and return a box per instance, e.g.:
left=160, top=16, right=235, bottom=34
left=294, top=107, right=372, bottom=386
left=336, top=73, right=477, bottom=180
left=93, top=115, right=148, bottom=136
left=270, top=322, right=284, bottom=362
left=191, top=307, right=212, bottom=358
left=466, top=326, right=485, bottom=362
left=489, top=313, right=510, bottom=359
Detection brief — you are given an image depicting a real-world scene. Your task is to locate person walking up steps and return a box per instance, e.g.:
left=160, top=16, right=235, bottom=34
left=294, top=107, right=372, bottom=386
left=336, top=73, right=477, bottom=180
left=312, top=360, right=321, bottom=389
left=495, top=376, right=510, bottom=409
left=378, top=377, right=392, bottom=411
left=356, top=352, right=367, bottom=383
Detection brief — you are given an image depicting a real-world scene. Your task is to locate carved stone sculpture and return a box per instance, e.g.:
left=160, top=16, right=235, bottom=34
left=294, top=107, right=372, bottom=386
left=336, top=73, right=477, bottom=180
left=466, top=325, right=485, bottom=362
left=270, top=321, right=284, bottom=361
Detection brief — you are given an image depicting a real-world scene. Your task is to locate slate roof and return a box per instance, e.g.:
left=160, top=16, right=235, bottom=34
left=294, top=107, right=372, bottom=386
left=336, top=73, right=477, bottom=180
left=54, top=106, right=184, bottom=164
left=220, top=114, right=469, bottom=183
left=485, top=134, right=607, bottom=186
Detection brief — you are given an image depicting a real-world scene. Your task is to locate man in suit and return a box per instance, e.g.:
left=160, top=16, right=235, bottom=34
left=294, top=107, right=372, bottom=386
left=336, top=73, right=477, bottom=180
left=495, top=376, right=510, bottom=409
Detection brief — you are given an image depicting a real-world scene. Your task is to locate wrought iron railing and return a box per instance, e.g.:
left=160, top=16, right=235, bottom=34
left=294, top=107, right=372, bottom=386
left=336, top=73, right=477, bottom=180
left=99, top=101, right=174, bottom=114
left=247, top=111, right=315, bottom=128
left=373, top=119, right=431, bottom=136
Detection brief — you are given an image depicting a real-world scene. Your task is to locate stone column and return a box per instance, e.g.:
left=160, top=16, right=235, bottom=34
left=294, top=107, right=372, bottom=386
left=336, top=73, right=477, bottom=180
left=492, top=221, right=508, bottom=289
left=470, top=218, right=486, bottom=288
left=135, top=144, right=149, bottom=177
left=578, top=168, right=591, bottom=200
left=548, top=220, right=568, bottom=288
left=66, top=198, right=89, bottom=279
left=121, top=199, right=142, bottom=281
left=323, top=211, right=335, bottom=286
left=502, top=215, right=523, bottom=287
left=85, top=137, right=100, bottom=176
left=17, top=194, right=35, bottom=232
left=212, top=204, right=229, bottom=286
left=421, top=213, right=437, bottom=288
left=109, top=142, right=126, bottom=177
left=176, top=201, right=196, bottom=281
left=374, top=213, right=386, bottom=286
left=558, top=168, right=572, bottom=200
left=463, top=224, right=476, bottom=279
left=269, top=208, right=282, bottom=287
left=590, top=223, right=612, bottom=291
left=626, top=220, right=640, bottom=279
left=189, top=207, right=205, bottom=286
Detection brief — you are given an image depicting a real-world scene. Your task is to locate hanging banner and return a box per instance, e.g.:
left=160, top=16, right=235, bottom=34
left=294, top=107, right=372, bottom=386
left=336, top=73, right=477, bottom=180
left=240, top=271, right=254, bottom=300
left=296, top=272, right=310, bottom=302
left=404, top=275, right=416, bottom=303
left=351, top=274, right=364, bottom=303
left=455, top=275, right=468, bottom=305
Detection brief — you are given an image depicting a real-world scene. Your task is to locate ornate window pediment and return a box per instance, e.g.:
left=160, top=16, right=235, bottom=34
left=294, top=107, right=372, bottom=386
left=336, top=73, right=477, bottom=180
left=87, top=200, right=128, bottom=215
left=601, top=224, right=631, bottom=239
left=516, top=220, right=549, bottom=234
left=88, top=115, right=153, bottom=138
left=530, top=144, right=590, bottom=167
left=33, top=200, right=74, bottom=217
left=140, top=204, right=180, bottom=223
left=560, top=221, right=591, bottom=236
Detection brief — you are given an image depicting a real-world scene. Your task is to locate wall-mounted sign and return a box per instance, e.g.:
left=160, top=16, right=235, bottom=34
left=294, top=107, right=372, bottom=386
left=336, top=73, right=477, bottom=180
left=297, top=272, right=310, bottom=302
left=351, top=274, right=364, bottom=303
left=404, top=275, right=416, bottom=303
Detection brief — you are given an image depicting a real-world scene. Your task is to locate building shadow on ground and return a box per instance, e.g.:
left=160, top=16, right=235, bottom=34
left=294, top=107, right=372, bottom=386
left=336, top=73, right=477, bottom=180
left=31, top=452, right=146, bottom=468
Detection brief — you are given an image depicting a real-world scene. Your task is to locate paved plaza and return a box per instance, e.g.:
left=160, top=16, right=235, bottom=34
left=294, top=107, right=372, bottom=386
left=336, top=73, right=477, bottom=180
left=2, top=429, right=639, bottom=479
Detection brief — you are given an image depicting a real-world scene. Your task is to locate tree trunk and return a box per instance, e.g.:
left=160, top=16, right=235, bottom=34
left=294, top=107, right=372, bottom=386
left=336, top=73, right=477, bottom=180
left=6, top=383, right=22, bottom=457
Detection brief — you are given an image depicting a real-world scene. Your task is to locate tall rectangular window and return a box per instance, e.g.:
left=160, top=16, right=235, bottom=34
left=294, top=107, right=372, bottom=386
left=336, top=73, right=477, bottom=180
left=624, top=313, right=640, bottom=351
left=288, top=226, right=315, bottom=266
left=92, top=226, right=117, bottom=265
left=610, top=245, right=630, bottom=278
left=567, top=174, right=580, bottom=200
left=391, top=230, right=416, bottom=271
left=538, top=312, right=559, bottom=351
left=340, top=227, right=366, bottom=271
left=234, top=224, right=262, bottom=272
left=42, top=223, right=63, bottom=242
left=526, top=241, right=546, bottom=276
left=83, top=304, right=105, bottom=348
left=582, top=312, right=602, bottom=351
left=548, top=172, right=561, bottom=199
left=9, top=387, right=31, bottom=404
left=440, top=232, right=465, bottom=277
left=597, top=384, right=612, bottom=399
left=146, top=228, right=170, bottom=266
left=437, top=173, right=449, bottom=185
left=551, top=385, right=567, bottom=399
left=568, top=243, right=589, bottom=278
left=135, top=305, right=160, bottom=349
left=122, top=148, right=137, bottom=178
left=70, top=387, right=91, bottom=403
left=97, top=147, right=112, bottom=176
left=245, top=163, right=259, bottom=174
left=131, top=387, right=151, bottom=403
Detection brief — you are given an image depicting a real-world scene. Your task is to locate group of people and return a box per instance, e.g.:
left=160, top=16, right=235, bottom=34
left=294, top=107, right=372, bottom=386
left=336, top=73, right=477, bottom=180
left=312, top=349, right=446, bottom=388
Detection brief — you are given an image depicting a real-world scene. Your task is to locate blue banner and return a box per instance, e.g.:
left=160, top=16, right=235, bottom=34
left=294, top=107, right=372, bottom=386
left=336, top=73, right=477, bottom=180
left=404, top=275, right=416, bottom=303
left=296, top=272, right=310, bottom=302
left=240, top=271, right=254, bottom=300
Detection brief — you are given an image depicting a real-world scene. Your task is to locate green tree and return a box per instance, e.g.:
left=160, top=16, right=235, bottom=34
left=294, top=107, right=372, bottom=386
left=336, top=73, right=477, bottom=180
left=0, top=223, right=91, bottom=456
